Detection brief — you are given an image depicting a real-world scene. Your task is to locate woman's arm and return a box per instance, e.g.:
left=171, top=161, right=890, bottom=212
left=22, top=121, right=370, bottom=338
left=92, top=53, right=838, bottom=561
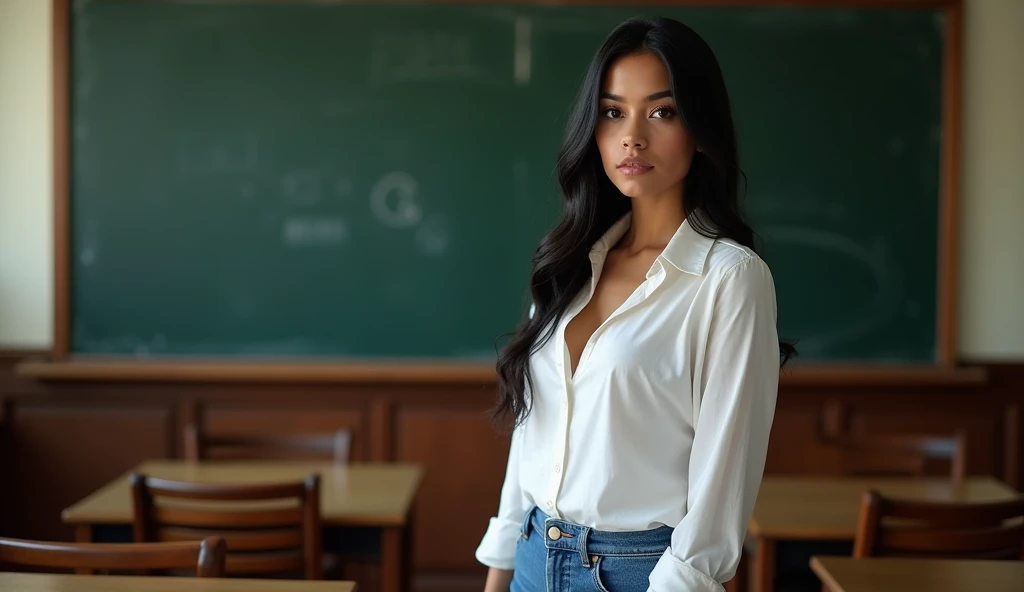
left=475, top=423, right=529, bottom=577
left=648, top=257, right=781, bottom=592
left=477, top=302, right=537, bottom=588
left=483, top=567, right=514, bottom=592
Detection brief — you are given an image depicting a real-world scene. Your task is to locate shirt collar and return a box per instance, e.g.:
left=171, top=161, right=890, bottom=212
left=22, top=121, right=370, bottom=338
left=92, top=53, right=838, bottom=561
left=590, top=211, right=716, bottom=276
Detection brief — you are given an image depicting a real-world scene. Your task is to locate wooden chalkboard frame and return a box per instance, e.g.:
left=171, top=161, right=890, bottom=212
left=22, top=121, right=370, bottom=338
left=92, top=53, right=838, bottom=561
left=29, top=0, right=979, bottom=385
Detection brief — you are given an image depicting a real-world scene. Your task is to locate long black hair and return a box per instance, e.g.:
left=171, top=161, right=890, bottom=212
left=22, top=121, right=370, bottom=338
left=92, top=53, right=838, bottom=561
left=493, top=17, right=796, bottom=427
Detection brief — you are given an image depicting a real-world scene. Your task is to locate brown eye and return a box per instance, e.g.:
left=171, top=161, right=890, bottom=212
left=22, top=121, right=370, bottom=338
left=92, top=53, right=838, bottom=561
left=651, top=106, right=676, bottom=119
left=600, top=107, right=622, bottom=119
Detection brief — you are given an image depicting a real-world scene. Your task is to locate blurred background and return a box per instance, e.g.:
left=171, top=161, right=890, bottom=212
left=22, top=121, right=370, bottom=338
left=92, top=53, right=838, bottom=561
left=0, top=1, right=1021, bottom=592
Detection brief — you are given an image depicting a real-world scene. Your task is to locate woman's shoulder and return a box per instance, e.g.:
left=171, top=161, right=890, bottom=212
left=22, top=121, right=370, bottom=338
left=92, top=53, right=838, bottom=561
left=696, top=240, right=777, bottom=314
left=703, top=238, right=770, bottom=281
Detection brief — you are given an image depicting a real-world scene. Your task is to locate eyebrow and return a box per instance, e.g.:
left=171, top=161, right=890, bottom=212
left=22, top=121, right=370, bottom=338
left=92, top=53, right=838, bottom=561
left=599, top=90, right=673, bottom=102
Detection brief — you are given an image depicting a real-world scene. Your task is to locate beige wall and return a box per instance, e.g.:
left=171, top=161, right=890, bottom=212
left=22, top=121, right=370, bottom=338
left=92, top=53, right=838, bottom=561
left=957, top=0, right=1024, bottom=359
left=1, top=0, right=1021, bottom=357
left=0, top=0, right=52, bottom=349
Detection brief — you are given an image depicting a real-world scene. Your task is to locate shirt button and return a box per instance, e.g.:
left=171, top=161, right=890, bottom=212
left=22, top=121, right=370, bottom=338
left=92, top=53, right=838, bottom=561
left=546, top=500, right=554, bottom=510
left=554, top=463, right=561, bottom=474
left=561, top=397, right=568, bottom=410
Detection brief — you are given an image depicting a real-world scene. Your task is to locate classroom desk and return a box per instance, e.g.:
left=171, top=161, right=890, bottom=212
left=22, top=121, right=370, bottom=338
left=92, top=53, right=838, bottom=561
left=62, top=460, right=422, bottom=592
left=746, top=476, right=1018, bottom=592
left=0, top=572, right=357, bottom=591
left=810, top=556, right=1024, bottom=592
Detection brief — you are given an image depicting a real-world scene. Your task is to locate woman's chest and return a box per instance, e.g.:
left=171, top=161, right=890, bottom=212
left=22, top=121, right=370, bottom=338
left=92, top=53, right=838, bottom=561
left=533, top=272, right=712, bottom=410
left=563, top=257, right=652, bottom=376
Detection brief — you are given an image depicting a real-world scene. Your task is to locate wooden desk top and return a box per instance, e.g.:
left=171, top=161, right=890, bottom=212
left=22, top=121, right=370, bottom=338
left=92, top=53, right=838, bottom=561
left=750, top=476, right=1018, bottom=540
left=0, top=572, right=356, bottom=591
left=810, top=557, right=1024, bottom=592
left=63, top=460, right=423, bottom=528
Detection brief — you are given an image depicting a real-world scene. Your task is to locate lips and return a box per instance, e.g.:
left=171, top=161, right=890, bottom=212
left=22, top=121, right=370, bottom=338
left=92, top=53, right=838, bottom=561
left=617, top=157, right=654, bottom=176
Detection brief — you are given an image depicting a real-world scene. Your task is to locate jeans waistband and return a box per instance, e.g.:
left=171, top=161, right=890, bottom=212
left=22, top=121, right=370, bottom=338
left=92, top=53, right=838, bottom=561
left=522, top=506, right=672, bottom=568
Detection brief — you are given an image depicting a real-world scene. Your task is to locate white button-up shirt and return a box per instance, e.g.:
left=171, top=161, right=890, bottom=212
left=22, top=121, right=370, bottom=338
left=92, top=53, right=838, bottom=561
left=475, top=213, right=780, bottom=592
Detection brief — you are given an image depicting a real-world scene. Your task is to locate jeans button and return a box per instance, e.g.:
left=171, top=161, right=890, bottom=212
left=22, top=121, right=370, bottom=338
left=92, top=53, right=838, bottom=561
left=547, top=526, right=562, bottom=541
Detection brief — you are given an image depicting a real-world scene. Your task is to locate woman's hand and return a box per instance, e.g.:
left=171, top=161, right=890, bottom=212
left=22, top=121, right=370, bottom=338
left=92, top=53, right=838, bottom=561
left=483, top=567, right=514, bottom=592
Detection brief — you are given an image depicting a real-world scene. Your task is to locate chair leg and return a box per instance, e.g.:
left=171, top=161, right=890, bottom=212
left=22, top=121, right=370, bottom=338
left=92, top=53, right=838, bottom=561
left=74, top=525, right=93, bottom=575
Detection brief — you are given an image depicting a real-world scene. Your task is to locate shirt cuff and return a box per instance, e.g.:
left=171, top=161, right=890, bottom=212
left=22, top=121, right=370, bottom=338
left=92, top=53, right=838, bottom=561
left=648, top=549, right=725, bottom=592
left=474, top=516, right=521, bottom=570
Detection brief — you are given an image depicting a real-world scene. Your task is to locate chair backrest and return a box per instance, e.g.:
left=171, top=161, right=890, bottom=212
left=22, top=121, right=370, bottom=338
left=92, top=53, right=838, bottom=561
left=0, top=535, right=226, bottom=577
left=130, top=472, right=323, bottom=579
left=853, top=489, right=1024, bottom=560
left=837, top=432, right=966, bottom=482
left=183, top=423, right=352, bottom=464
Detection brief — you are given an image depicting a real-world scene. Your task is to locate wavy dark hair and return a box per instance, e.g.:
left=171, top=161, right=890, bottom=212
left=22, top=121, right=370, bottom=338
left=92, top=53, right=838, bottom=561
left=493, top=17, right=796, bottom=427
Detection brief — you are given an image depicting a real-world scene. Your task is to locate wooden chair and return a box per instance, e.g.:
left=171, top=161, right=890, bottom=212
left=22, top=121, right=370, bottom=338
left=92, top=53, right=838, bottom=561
left=0, top=535, right=226, bottom=577
left=853, top=489, right=1024, bottom=559
left=836, top=432, right=966, bottom=482
left=183, top=423, right=352, bottom=464
left=130, top=472, right=324, bottom=579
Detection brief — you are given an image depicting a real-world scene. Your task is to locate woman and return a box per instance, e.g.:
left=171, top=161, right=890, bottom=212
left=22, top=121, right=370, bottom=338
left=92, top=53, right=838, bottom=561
left=476, top=16, right=793, bottom=592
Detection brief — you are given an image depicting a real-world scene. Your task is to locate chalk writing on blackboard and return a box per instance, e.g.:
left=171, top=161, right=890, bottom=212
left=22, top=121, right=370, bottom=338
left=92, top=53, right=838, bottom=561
left=371, top=32, right=476, bottom=83
left=282, top=216, right=349, bottom=247
left=767, top=226, right=903, bottom=356
left=416, top=213, right=451, bottom=256
left=514, top=17, right=532, bottom=85
left=78, top=218, right=100, bottom=267
left=370, top=171, right=422, bottom=229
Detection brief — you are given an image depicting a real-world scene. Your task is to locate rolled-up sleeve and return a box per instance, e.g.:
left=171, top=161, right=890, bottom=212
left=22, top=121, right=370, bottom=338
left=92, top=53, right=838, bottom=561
left=475, top=423, right=530, bottom=570
left=648, top=257, right=780, bottom=591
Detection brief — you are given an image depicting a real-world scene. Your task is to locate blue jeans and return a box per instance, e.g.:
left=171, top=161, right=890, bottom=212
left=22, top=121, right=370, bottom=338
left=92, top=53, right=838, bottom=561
left=510, top=506, right=673, bottom=592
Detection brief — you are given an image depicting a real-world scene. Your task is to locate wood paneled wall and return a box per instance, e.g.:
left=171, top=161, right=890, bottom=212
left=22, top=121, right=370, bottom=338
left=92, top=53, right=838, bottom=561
left=1, top=350, right=1021, bottom=591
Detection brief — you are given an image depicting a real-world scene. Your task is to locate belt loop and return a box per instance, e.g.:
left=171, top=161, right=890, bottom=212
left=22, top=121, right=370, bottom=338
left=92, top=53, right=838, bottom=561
left=578, top=526, right=592, bottom=567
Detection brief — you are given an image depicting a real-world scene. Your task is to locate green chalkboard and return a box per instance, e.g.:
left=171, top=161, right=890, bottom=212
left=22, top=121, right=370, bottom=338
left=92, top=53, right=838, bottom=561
left=69, top=1, right=945, bottom=361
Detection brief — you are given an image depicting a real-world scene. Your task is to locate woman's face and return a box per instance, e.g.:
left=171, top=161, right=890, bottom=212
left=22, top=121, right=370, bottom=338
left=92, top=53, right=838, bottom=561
left=595, top=51, right=697, bottom=201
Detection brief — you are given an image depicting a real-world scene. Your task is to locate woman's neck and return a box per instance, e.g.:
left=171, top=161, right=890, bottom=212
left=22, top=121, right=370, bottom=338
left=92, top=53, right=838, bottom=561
left=618, top=190, right=686, bottom=255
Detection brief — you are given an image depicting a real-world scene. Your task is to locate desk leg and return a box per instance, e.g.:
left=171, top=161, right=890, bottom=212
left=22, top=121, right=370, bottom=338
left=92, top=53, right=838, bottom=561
left=403, top=510, right=415, bottom=592
left=381, top=526, right=404, bottom=592
left=752, top=539, right=775, bottom=592
left=75, top=525, right=93, bottom=575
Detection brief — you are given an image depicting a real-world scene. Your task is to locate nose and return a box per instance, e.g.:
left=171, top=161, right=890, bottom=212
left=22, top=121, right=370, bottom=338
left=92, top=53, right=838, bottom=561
left=621, top=134, right=647, bottom=150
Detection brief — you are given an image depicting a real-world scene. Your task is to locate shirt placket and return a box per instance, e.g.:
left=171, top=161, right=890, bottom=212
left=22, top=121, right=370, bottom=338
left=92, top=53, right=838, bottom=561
left=543, top=341, right=571, bottom=517
left=544, top=252, right=605, bottom=517
left=544, top=253, right=669, bottom=518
